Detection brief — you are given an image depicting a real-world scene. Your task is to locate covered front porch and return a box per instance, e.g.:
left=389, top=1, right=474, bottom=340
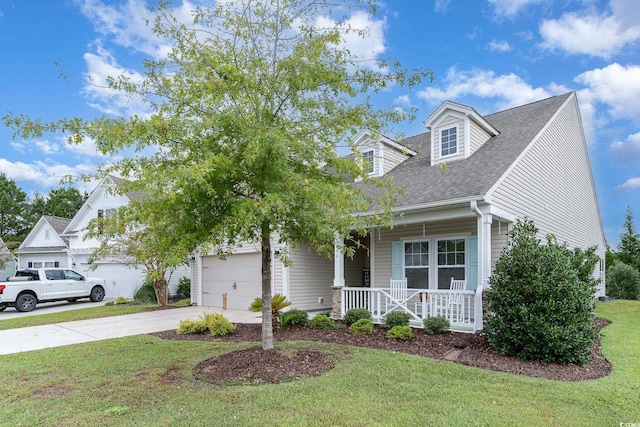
left=331, top=201, right=516, bottom=333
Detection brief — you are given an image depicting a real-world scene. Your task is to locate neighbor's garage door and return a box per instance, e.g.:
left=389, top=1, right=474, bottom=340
left=201, top=253, right=261, bottom=310
left=80, top=263, right=145, bottom=299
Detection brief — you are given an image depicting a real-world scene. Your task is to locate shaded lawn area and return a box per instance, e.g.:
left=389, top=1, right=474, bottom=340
left=0, top=300, right=637, bottom=426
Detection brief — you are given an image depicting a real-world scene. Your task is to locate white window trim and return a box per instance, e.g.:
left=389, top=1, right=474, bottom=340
left=402, top=238, right=430, bottom=289
left=362, top=149, right=375, bottom=175
left=440, top=125, right=459, bottom=158
left=436, top=236, right=466, bottom=288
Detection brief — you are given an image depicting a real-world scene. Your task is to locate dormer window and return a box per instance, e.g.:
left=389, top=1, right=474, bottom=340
left=362, top=150, right=374, bottom=174
left=441, top=127, right=457, bottom=156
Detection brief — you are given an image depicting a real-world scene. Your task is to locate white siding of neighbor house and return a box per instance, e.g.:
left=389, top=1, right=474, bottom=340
left=433, top=115, right=465, bottom=164
left=469, top=120, right=492, bottom=156
left=372, top=218, right=477, bottom=289
left=273, top=256, right=284, bottom=295
left=27, top=223, right=67, bottom=248
left=489, top=95, right=606, bottom=295
left=20, top=252, right=69, bottom=269
left=288, top=245, right=333, bottom=310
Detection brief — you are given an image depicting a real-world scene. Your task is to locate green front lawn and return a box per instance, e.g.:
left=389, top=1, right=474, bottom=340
left=0, top=300, right=637, bottom=426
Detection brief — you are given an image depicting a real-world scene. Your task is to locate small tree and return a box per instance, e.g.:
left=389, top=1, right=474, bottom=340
left=618, top=206, right=640, bottom=271
left=87, top=202, right=189, bottom=307
left=606, top=261, right=640, bottom=300
left=485, top=218, right=599, bottom=365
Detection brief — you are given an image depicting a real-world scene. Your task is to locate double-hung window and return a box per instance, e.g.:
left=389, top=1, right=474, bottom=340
left=437, top=238, right=465, bottom=288
left=441, top=127, right=457, bottom=156
left=362, top=150, right=375, bottom=174
left=404, top=241, right=429, bottom=288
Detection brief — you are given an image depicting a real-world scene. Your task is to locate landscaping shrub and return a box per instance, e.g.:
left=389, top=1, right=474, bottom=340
left=383, top=311, right=411, bottom=329
left=485, top=218, right=598, bottom=365
left=423, top=316, right=450, bottom=334
left=343, top=308, right=372, bottom=326
left=177, top=277, right=191, bottom=299
left=280, top=309, right=309, bottom=327
left=386, top=325, right=413, bottom=340
left=349, top=318, right=373, bottom=335
left=310, top=314, right=334, bottom=329
left=606, top=261, right=640, bottom=300
left=204, top=313, right=235, bottom=336
left=134, top=278, right=157, bottom=304
left=249, top=293, right=291, bottom=326
left=177, top=319, right=209, bottom=335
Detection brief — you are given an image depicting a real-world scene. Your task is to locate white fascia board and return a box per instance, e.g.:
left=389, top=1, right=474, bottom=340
left=424, top=101, right=498, bottom=136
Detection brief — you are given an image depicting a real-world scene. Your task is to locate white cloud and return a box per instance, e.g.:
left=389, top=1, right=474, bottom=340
left=539, top=9, right=640, bottom=59
left=75, top=0, right=196, bottom=60
left=488, top=0, right=544, bottom=18
left=435, top=0, right=451, bottom=13
left=417, top=67, right=567, bottom=110
left=34, top=140, right=61, bottom=155
left=488, top=39, right=512, bottom=52
left=610, top=131, right=640, bottom=162
left=575, top=63, right=640, bottom=122
left=313, top=11, right=386, bottom=70
left=82, top=45, right=150, bottom=117
left=615, top=177, right=640, bottom=193
left=0, top=159, right=96, bottom=192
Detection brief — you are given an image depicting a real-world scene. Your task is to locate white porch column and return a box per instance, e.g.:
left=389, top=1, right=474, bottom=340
left=333, top=234, right=345, bottom=287
left=482, top=214, right=493, bottom=288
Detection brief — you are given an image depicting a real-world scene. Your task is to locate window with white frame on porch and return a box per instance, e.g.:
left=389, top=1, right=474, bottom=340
left=404, top=241, right=428, bottom=288
left=437, top=238, right=465, bottom=289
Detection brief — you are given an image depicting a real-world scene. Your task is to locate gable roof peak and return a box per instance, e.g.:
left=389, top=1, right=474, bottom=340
left=423, top=100, right=499, bottom=136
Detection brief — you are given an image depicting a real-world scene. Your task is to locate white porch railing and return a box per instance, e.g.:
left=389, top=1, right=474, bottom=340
left=341, top=287, right=478, bottom=332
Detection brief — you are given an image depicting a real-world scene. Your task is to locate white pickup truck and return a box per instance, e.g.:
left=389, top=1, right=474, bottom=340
left=0, top=268, right=106, bottom=312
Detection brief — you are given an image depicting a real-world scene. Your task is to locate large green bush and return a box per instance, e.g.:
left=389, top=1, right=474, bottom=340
left=343, top=308, right=372, bottom=326
left=606, top=261, right=640, bottom=300
left=177, top=277, right=191, bottom=299
left=485, top=218, right=599, bottom=365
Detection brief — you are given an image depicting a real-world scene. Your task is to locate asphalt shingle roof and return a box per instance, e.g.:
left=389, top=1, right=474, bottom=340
left=359, top=93, right=572, bottom=209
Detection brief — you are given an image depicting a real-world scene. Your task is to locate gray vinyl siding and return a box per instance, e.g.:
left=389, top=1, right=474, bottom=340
left=489, top=96, right=606, bottom=295
left=490, top=220, right=509, bottom=273
left=273, top=257, right=283, bottom=295
left=373, top=218, right=476, bottom=289
left=191, top=257, right=200, bottom=303
left=167, top=266, right=190, bottom=296
left=469, top=121, right=491, bottom=155
left=383, top=146, right=411, bottom=174
left=288, top=245, right=333, bottom=310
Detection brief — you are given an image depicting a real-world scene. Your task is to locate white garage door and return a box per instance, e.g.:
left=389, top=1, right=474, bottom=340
left=202, top=253, right=261, bottom=310
left=79, top=263, right=145, bottom=299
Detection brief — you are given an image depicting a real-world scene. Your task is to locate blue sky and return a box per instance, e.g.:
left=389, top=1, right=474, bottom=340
left=1, top=0, right=639, bottom=247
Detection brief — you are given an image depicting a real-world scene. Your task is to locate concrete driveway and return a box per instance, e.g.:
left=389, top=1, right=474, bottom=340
left=0, top=305, right=261, bottom=355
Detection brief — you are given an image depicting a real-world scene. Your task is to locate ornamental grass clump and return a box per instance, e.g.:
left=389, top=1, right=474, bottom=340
left=485, top=218, right=599, bottom=365
left=349, top=318, right=374, bottom=335
left=204, top=313, right=235, bottom=337
left=387, top=325, right=413, bottom=340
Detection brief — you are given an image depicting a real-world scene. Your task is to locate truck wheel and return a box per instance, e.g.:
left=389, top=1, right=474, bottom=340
left=90, top=286, right=105, bottom=302
left=15, top=293, right=37, bottom=312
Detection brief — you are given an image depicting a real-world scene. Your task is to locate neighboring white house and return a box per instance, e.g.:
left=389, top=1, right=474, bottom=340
left=18, top=176, right=190, bottom=299
left=0, top=236, right=17, bottom=280
left=190, top=92, right=606, bottom=332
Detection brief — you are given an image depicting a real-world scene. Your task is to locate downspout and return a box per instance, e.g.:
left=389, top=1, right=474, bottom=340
left=470, top=201, right=485, bottom=333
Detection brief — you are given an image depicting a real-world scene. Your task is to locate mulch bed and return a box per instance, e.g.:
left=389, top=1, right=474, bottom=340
left=150, top=318, right=612, bottom=385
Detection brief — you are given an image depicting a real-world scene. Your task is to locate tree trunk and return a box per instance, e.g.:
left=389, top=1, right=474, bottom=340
left=261, top=220, right=274, bottom=350
left=154, top=276, right=168, bottom=307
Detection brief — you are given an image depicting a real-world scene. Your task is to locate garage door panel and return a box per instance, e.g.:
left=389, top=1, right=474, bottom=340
left=201, top=254, right=261, bottom=310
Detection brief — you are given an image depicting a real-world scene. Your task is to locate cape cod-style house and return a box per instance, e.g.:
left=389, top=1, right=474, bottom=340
left=190, top=92, right=605, bottom=332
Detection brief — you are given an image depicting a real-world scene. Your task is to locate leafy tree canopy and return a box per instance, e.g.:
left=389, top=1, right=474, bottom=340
left=618, top=206, right=640, bottom=270
left=0, top=173, right=28, bottom=239
left=3, top=0, right=432, bottom=349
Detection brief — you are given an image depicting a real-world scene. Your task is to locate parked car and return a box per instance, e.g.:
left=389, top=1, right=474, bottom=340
left=0, top=268, right=106, bottom=312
